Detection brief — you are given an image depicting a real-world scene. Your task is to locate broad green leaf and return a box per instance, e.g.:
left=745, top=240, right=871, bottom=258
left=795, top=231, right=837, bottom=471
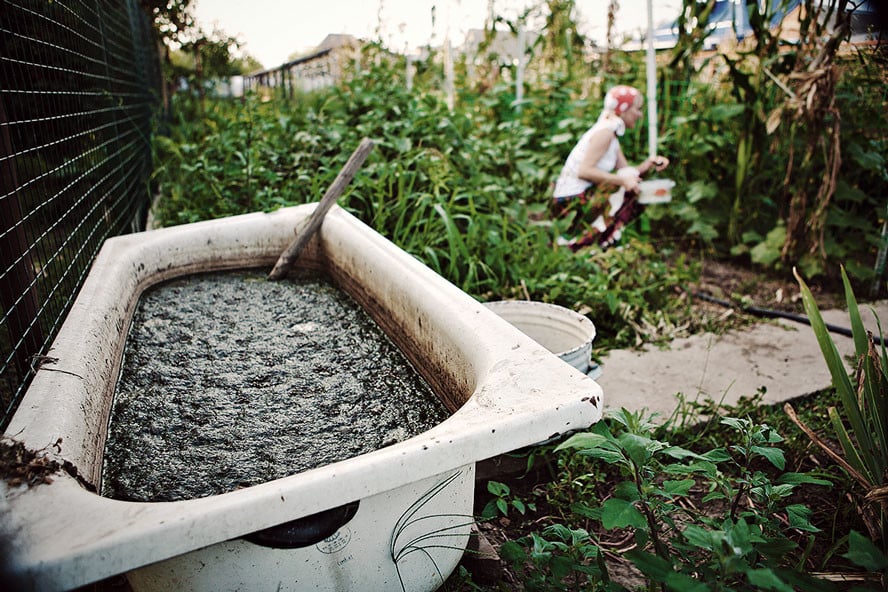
left=618, top=432, right=660, bottom=468
left=556, top=432, right=612, bottom=451
left=767, top=484, right=796, bottom=498
left=600, top=498, right=646, bottom=530
left=751, top=445, right=786, bottom=470
left=750, top=225, right=785, bottom=267
left=682, top=524, right=716, bottom=550
left=624, top=549, right=674, bottom=581
left=721, top=417, right=749, bottom=431
left=785, top=504, right=820, bottom=532
left=480, top=500, right=498, bottom=519
left=687, top=220, right=720, bottom=241
left=550, top=555, right=577, bottom=579
left=579, top=448, right=626, bottom=464
left=756, top=537, right=799, bottom=559
left=776, top=472, right=832, bottom=487
left=530, top=532, right=551, bottom=555
left=701, top=448, right=733, bottom=462
left=746, top=568, right=795, bottom=592
left=710, top=103, right=747, bottom=120
left=725, top=517, right=754, bottom=556
left=615, top=480, right=641, bottom=502
left=544, top=523, right=572, bottom=541
left=662, top=446, right=706, bottom=461
left=661, top=479, right=695, bottom=497
left=665, top=572, right=710, bottom=592
left=842, top=530, right=888, bottom=571
left=702, top=490, right=728, bottom=503
left=848, top=142, right=886, bottom=173
left=569, top=527, right=591, bottom=546
left=570, top=501, right=603, bottom=520
left=667, top=460, right=719, bottom=478
left=499, top=540, right=526, bottom=563
left=487, top=480, right=509, bottom=496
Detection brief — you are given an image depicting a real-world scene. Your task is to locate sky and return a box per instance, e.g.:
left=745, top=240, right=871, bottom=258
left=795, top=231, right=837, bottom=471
left=192, top=0, right=682, bottom=69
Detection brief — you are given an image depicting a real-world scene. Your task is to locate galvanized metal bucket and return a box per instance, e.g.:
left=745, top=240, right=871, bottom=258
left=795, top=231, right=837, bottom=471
left=484, top=300, right=599, bottom=377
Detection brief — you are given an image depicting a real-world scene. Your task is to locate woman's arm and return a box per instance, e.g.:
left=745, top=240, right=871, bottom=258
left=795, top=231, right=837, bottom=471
left=576, top=129, right=630, bottom=189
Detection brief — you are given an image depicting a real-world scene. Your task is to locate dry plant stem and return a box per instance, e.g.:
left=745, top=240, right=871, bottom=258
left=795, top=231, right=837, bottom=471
left=268, top=137, right=375, bottom=280
left=866, top=485, right=888, bottom=506
left=783, top=403, right=870, bottom=489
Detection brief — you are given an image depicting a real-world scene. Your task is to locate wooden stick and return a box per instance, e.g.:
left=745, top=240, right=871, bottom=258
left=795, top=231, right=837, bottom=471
left=268, top=137, right=374, bottom=280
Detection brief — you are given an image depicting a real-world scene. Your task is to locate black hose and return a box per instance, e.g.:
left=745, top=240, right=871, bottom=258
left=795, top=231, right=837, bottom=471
left=692, top=291, right=886, bottom=347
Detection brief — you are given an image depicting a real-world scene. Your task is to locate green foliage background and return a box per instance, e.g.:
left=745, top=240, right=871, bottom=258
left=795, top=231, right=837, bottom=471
left=151, top=39, right=887, bottom=350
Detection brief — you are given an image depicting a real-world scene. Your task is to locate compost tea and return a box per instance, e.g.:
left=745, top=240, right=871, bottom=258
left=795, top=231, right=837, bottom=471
left=101, top=269, right=449, bottom=502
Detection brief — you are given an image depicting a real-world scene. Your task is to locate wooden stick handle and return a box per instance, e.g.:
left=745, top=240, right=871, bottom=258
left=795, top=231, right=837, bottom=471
left=268, top=137, right=375, bottom=280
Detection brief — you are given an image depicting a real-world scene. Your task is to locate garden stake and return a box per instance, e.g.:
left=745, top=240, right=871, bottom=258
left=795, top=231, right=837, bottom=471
left=268, top=137, right=375, bottom=280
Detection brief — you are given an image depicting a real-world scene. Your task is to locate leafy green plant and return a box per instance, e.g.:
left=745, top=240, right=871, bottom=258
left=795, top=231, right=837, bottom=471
left=481, top=480, right=537, bottom=519
left=788, top=267, right=888, bottom=554
left=499, top=524, right=607, bottom=591
left=499, top=408, right=849, bottom=590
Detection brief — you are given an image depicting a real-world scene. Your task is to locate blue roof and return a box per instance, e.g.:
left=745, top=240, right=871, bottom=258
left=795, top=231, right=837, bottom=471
left=651, top=0, right=803, bottom=49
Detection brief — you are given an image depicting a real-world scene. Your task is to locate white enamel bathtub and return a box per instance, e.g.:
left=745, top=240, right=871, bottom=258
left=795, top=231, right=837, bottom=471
left=0, top=204, right=603, bottom=591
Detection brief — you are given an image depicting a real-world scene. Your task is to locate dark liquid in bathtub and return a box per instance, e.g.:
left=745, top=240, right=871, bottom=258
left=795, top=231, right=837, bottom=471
left=101, top=269, right=450, bottom=502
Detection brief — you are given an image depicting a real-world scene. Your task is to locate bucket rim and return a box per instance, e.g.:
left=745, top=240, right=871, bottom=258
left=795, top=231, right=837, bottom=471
left=483, top=299, right=596, bottom=358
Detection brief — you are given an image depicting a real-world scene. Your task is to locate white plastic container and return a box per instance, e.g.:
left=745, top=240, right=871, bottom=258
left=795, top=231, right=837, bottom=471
left=0, top=204, right=603, bottom=592
left=638, top=179, right=675, bottom=204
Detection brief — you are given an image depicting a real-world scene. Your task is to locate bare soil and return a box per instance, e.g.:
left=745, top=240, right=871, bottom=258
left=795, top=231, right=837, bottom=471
left=693, top=258, right=846, bottom=315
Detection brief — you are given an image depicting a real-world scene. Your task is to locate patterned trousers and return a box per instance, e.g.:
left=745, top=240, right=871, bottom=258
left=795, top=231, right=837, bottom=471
left=551, top=184, right=645, bottom=251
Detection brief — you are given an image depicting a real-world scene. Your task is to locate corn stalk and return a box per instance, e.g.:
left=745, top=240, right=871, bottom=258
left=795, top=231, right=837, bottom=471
left=764, top=0, right=854, bottom=268
left=668, top=0, right=718, bottom=84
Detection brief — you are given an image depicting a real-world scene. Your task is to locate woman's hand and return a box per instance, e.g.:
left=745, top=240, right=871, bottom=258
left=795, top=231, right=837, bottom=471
left=641, top=155, right=670, bottom=175
left=616, top=167, right=641, bottom=193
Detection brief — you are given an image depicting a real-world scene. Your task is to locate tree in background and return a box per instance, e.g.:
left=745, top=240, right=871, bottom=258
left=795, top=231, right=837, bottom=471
left=140, top=0, right=194, bottom=110
left=140, top=0, right=259, bottom=107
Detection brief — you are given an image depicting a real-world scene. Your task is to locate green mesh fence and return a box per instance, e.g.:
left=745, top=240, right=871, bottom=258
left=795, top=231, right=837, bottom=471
left=0, top=0, right=161, bottom=429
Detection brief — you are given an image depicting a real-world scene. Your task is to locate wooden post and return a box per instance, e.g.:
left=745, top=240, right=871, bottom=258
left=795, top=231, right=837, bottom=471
left=268, top=138, right=375, bottom=280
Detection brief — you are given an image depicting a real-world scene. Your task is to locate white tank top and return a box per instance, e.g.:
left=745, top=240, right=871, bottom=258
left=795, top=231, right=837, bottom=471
left=553, top=115, right=624, bottom=198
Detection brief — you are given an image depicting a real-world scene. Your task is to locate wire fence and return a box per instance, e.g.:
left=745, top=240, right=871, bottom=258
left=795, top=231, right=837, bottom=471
left=0, top=0, right=160, bottom=430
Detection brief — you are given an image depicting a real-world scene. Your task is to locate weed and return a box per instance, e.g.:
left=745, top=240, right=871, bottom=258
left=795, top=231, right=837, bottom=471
left=494, top=408, right=885, bottom=591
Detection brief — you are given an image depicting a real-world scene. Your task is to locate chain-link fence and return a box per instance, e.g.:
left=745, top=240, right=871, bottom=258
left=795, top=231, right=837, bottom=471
left=1, top=0, right=160, bottom=429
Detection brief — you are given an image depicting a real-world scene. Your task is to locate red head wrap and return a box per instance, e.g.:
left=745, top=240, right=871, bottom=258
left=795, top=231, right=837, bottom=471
left=604, top=85, right=641, bottom=114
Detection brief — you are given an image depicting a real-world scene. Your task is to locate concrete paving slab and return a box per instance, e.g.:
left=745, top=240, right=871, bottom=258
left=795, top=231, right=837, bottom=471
left=595, top=301, right=888, bottom=421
